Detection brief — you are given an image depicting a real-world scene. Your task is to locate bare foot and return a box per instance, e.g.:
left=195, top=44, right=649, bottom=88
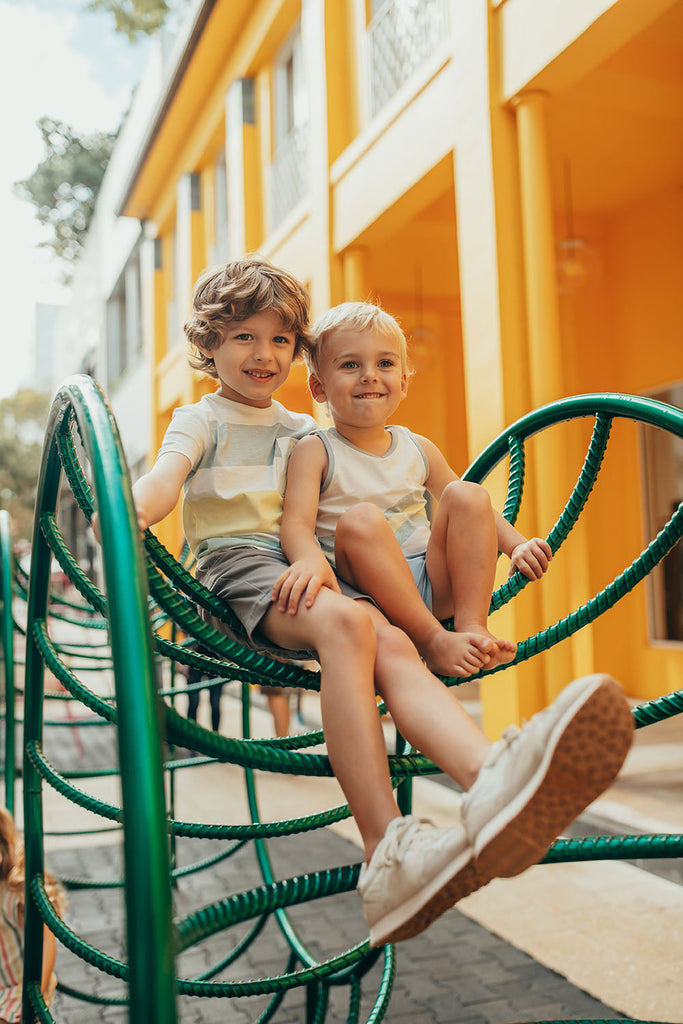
left=420, top=627, right=494, bottom=678
left=456, top=625, right=517, bottom=671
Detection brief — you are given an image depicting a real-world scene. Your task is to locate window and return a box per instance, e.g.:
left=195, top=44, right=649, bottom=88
left=106, top=245, right=142, bottom=385
left=367, top=0, right=448, bottom=118
left=642, top=382, right=683, bottom=643
left=270, top=22, right=308, bottom=228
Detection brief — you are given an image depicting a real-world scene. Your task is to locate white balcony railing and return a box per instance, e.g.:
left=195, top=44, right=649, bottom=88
left=368, top=0, right=449, bottom=119
left=269, top=125, right=309, bottom=230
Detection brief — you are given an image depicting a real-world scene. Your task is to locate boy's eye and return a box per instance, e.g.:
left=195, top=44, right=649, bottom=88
left=235, top=332, right=252, bottom=341
left=273, top=335, right=292, bottom=345
left=378, top=359, right=395, bottom=368
left=341, top=360, right=359, bottom=369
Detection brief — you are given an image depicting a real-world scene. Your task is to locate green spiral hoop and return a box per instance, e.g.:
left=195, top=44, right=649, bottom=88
left=9, top=378, right=681, bottom=1024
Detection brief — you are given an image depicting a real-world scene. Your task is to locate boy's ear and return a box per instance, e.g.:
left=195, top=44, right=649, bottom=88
left=309, top=373, right=327, bottom=404
left=400, top=372, right=409, bottom=396
left=195, top=342, right=213, bottom=360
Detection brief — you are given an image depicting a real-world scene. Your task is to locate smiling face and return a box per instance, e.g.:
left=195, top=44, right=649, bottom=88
left=199, top=309, right=297, bottom=407
left=309, top=328, right=408, bottom=442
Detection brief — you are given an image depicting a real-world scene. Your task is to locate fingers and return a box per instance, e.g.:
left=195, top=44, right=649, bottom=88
left=273, top=569, right=325, bottom=614
left=91, top=513, right=101, bottom=544
left=272, top=569, right=302, bottom=613
left=510, top=539, right=553, bottom=580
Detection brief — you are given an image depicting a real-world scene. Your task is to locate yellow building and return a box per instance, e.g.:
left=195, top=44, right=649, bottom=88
left=118, top=0, right=683, bottom=735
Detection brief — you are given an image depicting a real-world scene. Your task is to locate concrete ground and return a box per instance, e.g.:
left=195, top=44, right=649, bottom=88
left=9, top=611, right=683, bottom=1022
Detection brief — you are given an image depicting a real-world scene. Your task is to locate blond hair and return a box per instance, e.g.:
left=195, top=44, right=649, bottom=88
left=184, top=254, right=311, bottom=379
left=307, top=301, right=409, bottom=378
left=0, top=807, right=66, bottom=918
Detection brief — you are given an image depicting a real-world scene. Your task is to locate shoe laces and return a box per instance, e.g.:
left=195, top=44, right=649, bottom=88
left=375, top=816, right=433, bottom=869
left=483, top=724, right=521, bottom=768
left=501, top=724, right=522, bottom=744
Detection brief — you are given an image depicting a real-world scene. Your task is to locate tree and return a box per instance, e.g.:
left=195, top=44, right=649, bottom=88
left=87, top=0, right=171, bottom=40
left=0, top=390, right=52, bottom=544
left=14, top=118, right=117, bottom=272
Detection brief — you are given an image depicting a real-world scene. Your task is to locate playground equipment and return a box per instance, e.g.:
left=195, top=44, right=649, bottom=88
left=3, top=375, right=682, bottom=1023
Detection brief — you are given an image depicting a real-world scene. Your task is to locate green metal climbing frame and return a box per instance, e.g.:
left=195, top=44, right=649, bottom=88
left=3, top=376, right=681, bottom=1023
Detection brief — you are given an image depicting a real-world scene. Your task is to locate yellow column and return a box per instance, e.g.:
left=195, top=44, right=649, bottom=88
left=452, top=0, right=544, bottom=737
left=342, top=248, right=367, bottom=302
left=514, top=92, right=562, bottom=402
left=514, top=90, right=575, bottom=701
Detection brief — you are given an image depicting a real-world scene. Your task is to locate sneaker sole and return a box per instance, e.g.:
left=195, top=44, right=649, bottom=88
left=474, top=674, right=634, bottom=882
left=369, top=852, right=480, bottom=947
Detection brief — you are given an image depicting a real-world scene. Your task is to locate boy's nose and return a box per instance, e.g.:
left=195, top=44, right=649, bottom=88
left=360, top=365, right=378, bottom=381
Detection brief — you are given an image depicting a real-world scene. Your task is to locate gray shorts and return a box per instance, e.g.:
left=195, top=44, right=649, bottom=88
left=406, top=552, right=433, bottom=611
left=195, top=545, right=367, bottom=661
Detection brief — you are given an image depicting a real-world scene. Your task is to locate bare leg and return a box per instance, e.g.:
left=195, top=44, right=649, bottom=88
left=335, top=504, right=493, bottom=678
left=267, top=692, right=290, bottom=737
left=365, top=604, right=492, bottom=787
left=261, top=590, right=400, bottom=862
left=427, top=482, right=517, bottom=670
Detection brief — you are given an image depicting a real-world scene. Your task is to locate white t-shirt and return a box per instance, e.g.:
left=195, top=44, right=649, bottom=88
left=158, top=392, right=316, bottom=557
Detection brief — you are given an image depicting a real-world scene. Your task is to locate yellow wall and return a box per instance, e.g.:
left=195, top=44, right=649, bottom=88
left=123, top=0, right=682, bottom=733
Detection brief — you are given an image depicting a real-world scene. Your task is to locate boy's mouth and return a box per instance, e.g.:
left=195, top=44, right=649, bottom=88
left=245, top=369, right=275, bottom=380
left=354, top=392, right=385, bottom=399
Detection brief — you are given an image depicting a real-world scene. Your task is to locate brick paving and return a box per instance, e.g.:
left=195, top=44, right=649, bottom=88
left=44, top=828, right=624, bottom=1023
left=22, top=654, right=628, bottom=1022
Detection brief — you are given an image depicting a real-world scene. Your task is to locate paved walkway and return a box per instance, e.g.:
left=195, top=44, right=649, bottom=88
left=10, top=612, right=683, bottom=1022
left=46, top=830, right=627, bottom=1024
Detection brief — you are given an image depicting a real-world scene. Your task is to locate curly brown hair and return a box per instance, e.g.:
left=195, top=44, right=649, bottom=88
left=184, top=254, right=311, bottom=379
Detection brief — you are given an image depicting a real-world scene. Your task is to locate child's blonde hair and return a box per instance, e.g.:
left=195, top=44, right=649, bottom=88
left=0, top=807, right=66, bottom=918
left=184, top=254, right=311, bottom=378
left=307, top=301, right=410, bottom=378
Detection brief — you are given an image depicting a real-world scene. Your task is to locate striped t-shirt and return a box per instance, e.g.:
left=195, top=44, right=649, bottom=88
left=0, top=883, right=23, bottom=1023
left=314, top=425, right=432, bottom=565
left=158, top=392, right=317, bottom=558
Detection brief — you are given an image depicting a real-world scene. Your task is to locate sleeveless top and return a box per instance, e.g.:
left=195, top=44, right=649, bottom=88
left=315, top=426, right=431, bottom=565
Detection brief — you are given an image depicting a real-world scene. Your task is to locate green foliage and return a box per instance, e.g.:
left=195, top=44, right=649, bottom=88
left=14, top=118, right=116, bottom=272
left=0, top=390, right=52, bottom=543
left=87, top=0, right=170, bottom=40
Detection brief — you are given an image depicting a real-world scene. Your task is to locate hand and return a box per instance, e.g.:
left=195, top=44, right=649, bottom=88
left=272, top=557, right=341, bottom=614
left=91, top=512, right=102, bottom=544
left=509, top=537, right=552, bottom=580
left=91, top=505, right=148, bottom=544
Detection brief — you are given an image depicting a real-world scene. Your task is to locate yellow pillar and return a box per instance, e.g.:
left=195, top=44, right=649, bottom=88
left=514, top=92, right=563, bottom=402
left=514, top=90, right=575, bottom=701
left=452, top=0, right=545, bottom=737
left=342, top=248, right=368, bottom=301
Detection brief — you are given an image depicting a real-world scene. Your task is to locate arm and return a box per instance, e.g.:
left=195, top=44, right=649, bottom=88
left=418, top=434, right=552, bottom=581
left=273, top=436, right=341, bottom=613
left=41, top=924, right=57, bottom=995
left=92, top=451, right=191, bottom=542
left=131, top=452, right=192, bottom=532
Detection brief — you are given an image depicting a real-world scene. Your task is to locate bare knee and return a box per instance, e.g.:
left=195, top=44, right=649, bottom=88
left=336, top=503, right=389, bottom=549
left=440, top=480, right=492, bottom=517
left=319, top=595, right=377, bottom=658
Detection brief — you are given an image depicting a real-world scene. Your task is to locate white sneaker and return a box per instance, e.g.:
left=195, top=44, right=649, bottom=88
left=358, top=815, right=479, bottom=947
left=461, top=674, right=634, bottom=881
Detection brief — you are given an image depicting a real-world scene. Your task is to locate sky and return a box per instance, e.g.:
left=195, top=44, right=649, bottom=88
left=0, top=0, right=149, bottom=401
